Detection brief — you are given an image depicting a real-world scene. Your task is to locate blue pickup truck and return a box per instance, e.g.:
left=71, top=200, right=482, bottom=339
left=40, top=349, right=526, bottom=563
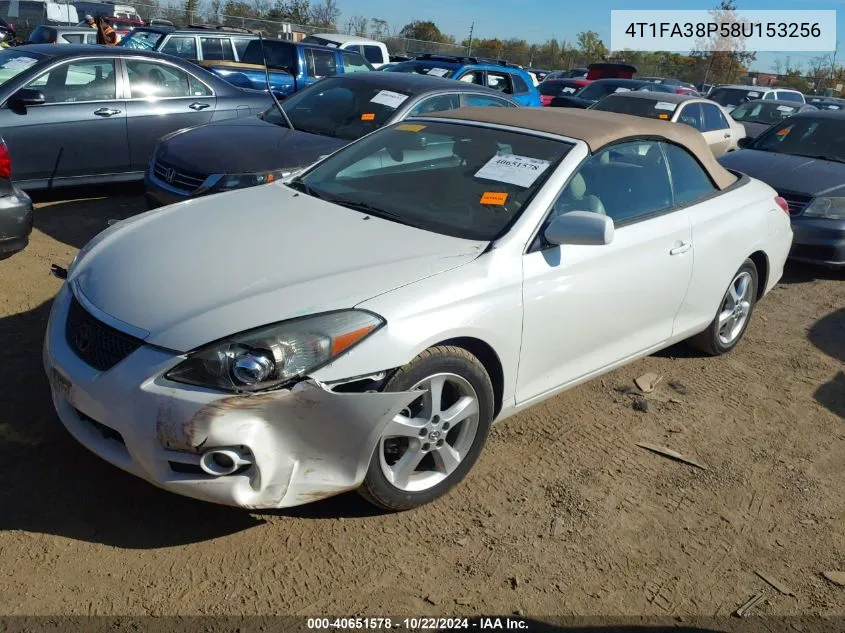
left=199, top=39, right=375, bottom=97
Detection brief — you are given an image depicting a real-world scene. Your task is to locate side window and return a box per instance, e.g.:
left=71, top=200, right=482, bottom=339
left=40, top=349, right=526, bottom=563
left=407, top=93, right=461, bottom=116
left=125, top=60, right=195, bottom=99
left=85, top=33, right=98, bottom=44
left=26, top=59, right=117, bottom=104
left=548, top=140, right=673, bottom=226
left=362, top=45, right=385, bottom=64
left=201, top=37, right=235, bottom=61
left=233, top=38, right=252, bottom=61
left=677, top=103, right=704, bottom=130
left=463, top=93, right=516, bottom=108
left=486, top=71, right=514, bottom=94
left=341, top=52, right=370, bottom=73
left=306, top=48, right=338, bottom=78
left=662, top=142, right=718, bottom=206
left=160, top=35, right=198, bottom=59
left=701, top=103, right=728, bottom=131
left=457, top=70, right=484, bottom=85
left=63, top=34, right=84, bottom=44
left=511, top=73, right=529, bottom=94
left=189, top=74, right=213, bottom=96
left=762, top=91, right=774, bottom=100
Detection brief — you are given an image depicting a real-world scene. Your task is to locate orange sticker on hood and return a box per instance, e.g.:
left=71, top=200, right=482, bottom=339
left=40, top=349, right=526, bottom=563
left=361, top=113, right=375, bottom=121
left=480, top=192, right=508, bottom=205
left=658, top=113, right=669, bottom=119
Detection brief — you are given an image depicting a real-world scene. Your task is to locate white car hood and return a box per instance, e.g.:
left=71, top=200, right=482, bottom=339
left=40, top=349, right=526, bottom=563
left=70, top=183, right=486, bottom=352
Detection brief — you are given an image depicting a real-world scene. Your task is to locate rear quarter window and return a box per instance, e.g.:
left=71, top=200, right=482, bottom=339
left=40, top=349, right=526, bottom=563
left=362, top=44, right=384, bottom=64
left=511, top=73, right=529, bottom=94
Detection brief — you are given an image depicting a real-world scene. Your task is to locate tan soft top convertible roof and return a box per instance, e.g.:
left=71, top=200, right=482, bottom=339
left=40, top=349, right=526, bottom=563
left=424, top=107, right=738, bottom=190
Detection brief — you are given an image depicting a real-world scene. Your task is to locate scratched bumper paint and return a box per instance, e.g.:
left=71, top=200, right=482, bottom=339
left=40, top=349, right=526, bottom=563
left=43, top=283, right=419, bottom=509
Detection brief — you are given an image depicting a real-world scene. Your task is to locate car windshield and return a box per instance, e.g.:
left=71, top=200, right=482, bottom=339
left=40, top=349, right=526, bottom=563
left=0, top=50, right=44, bottom=87
left=589, top=95, right=678, bottom=119
left=751, top=116, right=845, bottom=162
left=709, top=87, right=763, bottom=107
left=577, top=82, right=649, bottom=101
left=289, top=120, right=574, bottom=241
left=730, top=102, right=799, bottom=124
left=261, top=77, right=412, bottom=141
left=384, top=60, right=457, bottom=79
left=119, top=30, right=165, bottom=50
left=538, top=80, right=582, bottom=96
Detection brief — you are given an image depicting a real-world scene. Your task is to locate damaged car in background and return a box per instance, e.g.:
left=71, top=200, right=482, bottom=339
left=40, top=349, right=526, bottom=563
left=44, top=108, right=792, bottom=511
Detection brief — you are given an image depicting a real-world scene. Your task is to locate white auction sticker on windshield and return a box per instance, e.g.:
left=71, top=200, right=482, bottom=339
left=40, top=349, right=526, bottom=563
left=776, top=105, right=794, bottom=112
left=475, top=153, right=551, bottom=188
left=614, top=87, right=631, bottom=93
left=370, top=90, right=409, bottom=109
left=747, top=91, right=760, bottom=97
left=4, top=57, right=38, bottom=69
left=561, top=87, right=576, bottom=93
left=654, top=101, right=676, bottom=111
left=427, top=67, right=450, bottom=77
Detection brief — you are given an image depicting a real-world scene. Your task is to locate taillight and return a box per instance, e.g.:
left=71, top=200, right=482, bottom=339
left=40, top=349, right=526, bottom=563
left=775, top=196, right=789, bottom=214
left=0, top=142, right=11, bottom=179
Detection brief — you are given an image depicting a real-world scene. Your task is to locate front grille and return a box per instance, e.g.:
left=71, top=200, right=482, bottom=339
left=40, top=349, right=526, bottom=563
left=790, top=244, right=839, bottom=262
left=65, top=296, right=143, bottom=371
left=778, top=192, right=812, bottom=216
left=152, top=158, right=208, bottom=192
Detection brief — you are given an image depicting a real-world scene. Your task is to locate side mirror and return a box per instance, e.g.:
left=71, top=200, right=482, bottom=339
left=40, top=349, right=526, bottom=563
left=738, top=136, right=753, bottom=148
left=8, top=88, right=45, bottom=107
left=544, top=211, right=614, bottom=246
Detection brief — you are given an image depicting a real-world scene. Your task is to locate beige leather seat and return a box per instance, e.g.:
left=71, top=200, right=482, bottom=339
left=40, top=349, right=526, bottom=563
left=554, top=172, right=606, bottom=216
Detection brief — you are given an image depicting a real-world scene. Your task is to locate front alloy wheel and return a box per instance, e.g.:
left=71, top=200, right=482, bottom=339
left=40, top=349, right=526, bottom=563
left=689, top=258, right=759, bottom=355
left=359, top=346, right=494, bottom=510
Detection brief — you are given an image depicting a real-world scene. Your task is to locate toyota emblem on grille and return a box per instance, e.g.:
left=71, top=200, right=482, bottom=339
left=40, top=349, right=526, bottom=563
left=73, top=323, right=93, bottom=353
left=164, top=167, right=176, bottom=184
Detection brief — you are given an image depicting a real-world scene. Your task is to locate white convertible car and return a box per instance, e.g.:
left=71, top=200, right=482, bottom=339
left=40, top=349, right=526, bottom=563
left=43, top=108, right=793, bottom=511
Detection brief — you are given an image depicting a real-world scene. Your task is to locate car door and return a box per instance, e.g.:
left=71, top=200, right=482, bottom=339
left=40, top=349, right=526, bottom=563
left=516, top=140, right=694, bottom=403
left=158, top=34, right=199, bottom=61
left=0, top=56, right=129, bottom=184
left=675, top=102, right=704, bottom=132
left=122, top=58, right=216, bottom=171
left=662, top=142, right=743, bottom=337
left=700, top=102, right=732, bottom=156
left=199, top=36, right=236, bottom=62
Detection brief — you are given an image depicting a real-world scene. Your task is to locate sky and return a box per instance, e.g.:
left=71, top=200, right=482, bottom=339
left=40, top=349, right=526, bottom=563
left=332, top=0, right=845, bottom=73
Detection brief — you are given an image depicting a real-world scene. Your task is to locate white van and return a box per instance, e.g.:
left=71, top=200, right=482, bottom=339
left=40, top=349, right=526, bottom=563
left=0, top=0, right=78, bottom=34
left=300, top=33, right=389, bottom=68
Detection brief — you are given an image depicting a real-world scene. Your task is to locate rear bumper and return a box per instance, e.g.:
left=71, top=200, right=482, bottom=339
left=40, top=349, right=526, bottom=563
left=790, top=217, right=845, bottom=268
left=0, top=184, right=34, bottom=258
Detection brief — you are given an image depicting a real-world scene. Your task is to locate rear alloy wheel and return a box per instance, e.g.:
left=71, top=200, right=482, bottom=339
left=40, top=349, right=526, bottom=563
left=689, top=259, right=758, bottom=355
left=359, top=346, right=494, bottom=511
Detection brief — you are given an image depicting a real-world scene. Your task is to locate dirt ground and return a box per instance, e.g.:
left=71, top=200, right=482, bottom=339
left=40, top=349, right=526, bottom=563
left=0, top=186, right=842, bottom=618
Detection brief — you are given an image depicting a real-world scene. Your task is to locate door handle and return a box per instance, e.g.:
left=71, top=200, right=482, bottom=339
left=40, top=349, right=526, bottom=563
left=669, top=241, right=692, bottom=256
left=188, top=102, right=211, bottom=110
left=93, top=108, right=121, bottom=117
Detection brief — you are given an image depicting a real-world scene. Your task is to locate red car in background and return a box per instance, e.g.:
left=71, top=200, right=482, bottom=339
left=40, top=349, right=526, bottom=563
left=105, top=17, right=145, bottom=37
left=539, top=63, right=638, bottom=106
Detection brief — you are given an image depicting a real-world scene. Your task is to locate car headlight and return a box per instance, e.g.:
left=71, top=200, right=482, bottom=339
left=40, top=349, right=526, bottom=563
left=165, top=310, right=384, bottom=392
left=216, top=169, right=292, bottom=192
left=803, top=197, right=845, bottom=220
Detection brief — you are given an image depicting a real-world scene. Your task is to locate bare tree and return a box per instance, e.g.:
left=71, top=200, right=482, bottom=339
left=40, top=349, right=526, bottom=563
left=346, top=15, right=367, bottom=36
left=310, top=0, right=339, bottom=29
left=773, top=57, right=782, bottom=77
left=369, top=18, right=388, bottom=40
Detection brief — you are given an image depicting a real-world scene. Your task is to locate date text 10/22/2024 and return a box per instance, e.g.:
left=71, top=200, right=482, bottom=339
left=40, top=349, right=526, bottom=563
left=306, top=617, right=530, bottom=630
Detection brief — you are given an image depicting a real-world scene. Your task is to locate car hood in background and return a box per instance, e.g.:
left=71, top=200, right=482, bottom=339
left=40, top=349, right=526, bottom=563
left=737, top=121, right=770, bottom=139
left=159, top=116, right=348, bottom=175
left=70, top=184, right=487, bottom=351
left=719, top=149, right=845, bottom=196
left=549, top=96, right=593, bottom=109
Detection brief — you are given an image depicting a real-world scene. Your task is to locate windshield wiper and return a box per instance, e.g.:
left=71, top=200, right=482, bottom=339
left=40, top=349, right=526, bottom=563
left=330, top=199, right=422, bottom=227
left=286, top=180, right=324, bottom=199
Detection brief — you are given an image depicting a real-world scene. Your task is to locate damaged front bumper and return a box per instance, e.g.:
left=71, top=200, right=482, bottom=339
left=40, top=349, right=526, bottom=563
left=43, top=284, right=418, bottom=509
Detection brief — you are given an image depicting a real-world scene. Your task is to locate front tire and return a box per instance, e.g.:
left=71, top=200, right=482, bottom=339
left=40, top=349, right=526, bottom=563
left=358, top=345, right=494, bottom=511
left=689, top=259, right=758, bottom=356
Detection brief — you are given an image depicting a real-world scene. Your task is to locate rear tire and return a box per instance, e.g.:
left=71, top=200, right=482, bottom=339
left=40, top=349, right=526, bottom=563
left=358, top=345, right=494, bottom=511
left=689, top=259, right=758, bottom=356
